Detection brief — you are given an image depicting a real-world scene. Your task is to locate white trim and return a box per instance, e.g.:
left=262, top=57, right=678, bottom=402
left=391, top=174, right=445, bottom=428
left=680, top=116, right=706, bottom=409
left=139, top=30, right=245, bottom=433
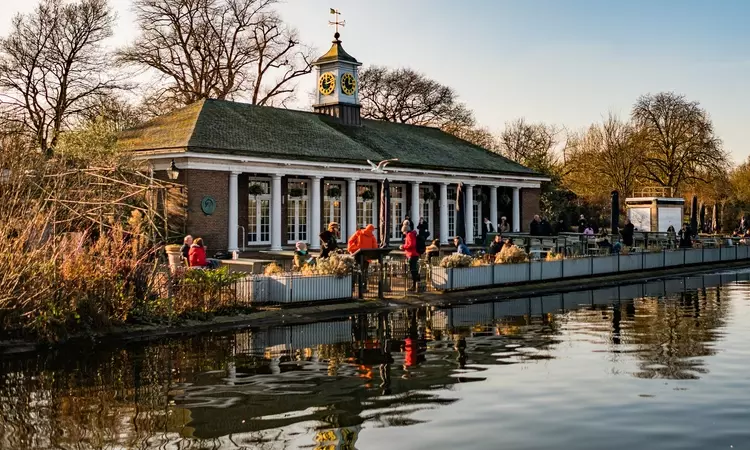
left=140, top=152, right=547, bottom=187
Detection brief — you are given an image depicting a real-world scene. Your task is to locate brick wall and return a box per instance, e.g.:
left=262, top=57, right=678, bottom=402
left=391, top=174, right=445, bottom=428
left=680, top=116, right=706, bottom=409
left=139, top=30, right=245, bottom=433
left=521, top=188, right=541, bottom=232
left=186, top=169, right=229, bottom=251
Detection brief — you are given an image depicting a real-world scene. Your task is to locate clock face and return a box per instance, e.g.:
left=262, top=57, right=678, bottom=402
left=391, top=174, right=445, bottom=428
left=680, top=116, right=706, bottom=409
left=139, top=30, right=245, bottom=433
left=341, top=72, right=356, bottom=95
left=318, top=72, right=336, bottom=96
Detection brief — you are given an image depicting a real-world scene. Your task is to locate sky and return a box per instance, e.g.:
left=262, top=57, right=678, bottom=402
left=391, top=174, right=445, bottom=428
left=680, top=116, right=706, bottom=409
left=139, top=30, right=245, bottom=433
left=0, top=0, right=748, bottom=161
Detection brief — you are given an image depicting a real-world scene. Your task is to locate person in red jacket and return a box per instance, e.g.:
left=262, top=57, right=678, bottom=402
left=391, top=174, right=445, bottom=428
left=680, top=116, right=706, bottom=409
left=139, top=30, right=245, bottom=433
left=399, top=224, right=421, bottom=293
left=188, top=238, right=219, bottom=269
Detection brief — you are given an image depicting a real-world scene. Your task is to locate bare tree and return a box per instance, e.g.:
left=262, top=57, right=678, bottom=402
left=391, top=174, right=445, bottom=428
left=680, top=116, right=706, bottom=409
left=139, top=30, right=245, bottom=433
left=78, top=94, right=143, bottom=132
left=565, top=114, right=643, bottom=202
left=0, top=0, right=119, bottom=158
left=444, top=124, right=499, bottom=150
left=119, top=0, right=313, bottom=109
left=631, top=92, right=728, bottom=194
left=498, top=118, right=561, bottom=175
left=359, top=66, right=474, bottom=128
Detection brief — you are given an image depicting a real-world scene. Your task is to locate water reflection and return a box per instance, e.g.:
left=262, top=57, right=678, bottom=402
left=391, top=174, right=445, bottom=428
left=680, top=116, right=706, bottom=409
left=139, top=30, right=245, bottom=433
left=1, top=271, right=748, bottom=449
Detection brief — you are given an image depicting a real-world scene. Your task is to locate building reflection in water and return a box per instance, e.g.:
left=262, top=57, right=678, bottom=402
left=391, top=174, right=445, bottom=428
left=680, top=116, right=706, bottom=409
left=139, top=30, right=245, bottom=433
left=0, top=272, right=746, bottom=449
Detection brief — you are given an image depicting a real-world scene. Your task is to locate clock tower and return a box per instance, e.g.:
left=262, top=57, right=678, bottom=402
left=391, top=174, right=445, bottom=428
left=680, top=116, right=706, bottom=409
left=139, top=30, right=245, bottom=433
left=312, top=27, right=362, bottom=126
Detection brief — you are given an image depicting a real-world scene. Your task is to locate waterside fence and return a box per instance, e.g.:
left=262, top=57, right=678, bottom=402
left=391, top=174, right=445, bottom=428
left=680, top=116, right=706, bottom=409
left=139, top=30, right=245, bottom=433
left=219, top=242, right=750, bottom=306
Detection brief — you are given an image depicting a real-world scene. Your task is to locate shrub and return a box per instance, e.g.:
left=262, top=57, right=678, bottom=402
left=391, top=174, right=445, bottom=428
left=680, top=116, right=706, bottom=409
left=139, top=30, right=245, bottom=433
left=304, top=253, right=357, bottom=277
left=173, top=266, right=245, bottom=314
left=545, top=252, right=564, bottom=261
left=440, top=254, right=473, bottom=268
left=495, top=245, right=529, bottom=264
left=263, top=262, right=285, bottom=276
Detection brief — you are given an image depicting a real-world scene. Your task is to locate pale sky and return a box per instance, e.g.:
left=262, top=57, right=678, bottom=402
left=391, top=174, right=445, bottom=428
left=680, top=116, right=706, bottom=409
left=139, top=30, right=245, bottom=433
left=1, top=0, right=748, bottom=162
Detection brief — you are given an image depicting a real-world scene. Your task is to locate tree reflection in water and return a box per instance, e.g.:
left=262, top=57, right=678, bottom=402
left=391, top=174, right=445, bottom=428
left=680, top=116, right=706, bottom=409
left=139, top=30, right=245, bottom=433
left=0, top=273, right=742, bottom=449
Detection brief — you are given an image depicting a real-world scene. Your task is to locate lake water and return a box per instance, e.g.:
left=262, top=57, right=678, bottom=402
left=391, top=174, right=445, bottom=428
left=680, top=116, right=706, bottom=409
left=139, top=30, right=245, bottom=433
left=2, top=271, right=750, bottom=450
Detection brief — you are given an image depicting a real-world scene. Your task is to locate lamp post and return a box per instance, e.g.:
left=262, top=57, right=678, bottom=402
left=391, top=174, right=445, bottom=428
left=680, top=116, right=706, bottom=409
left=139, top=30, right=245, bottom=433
left=167, top=159, right=180, bottom=181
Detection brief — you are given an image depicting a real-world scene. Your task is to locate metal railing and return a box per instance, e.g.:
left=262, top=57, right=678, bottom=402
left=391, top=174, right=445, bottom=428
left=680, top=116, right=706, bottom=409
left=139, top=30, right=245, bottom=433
left=163, top=237, right=750, bottom=307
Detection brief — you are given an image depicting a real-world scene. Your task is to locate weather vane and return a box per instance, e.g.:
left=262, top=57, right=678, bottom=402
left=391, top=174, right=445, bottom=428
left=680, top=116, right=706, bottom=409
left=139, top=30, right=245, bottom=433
left=329, top=8, right=345, bottom=34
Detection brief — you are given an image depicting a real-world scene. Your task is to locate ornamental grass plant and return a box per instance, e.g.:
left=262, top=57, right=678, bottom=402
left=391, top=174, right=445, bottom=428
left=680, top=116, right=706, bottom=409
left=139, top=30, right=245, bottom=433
left=495, top=245, right=529, bottom=264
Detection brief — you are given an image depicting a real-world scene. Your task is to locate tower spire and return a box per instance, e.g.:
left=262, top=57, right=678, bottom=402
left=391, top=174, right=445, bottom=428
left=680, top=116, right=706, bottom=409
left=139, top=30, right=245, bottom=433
left=328, top=8, right=345, bottom=41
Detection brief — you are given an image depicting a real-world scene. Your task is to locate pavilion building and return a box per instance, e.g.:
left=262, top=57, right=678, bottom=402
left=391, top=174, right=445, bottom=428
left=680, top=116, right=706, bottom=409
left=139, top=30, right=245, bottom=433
left=119, top=30, right=546, bottom=252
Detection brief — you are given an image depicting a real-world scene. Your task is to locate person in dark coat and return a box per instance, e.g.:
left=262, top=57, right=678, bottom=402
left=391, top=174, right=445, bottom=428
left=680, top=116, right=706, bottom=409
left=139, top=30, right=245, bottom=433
left=481, top=217, right=494, bottom=244
left=621, top=219, right=635, bottom=247
left=404, top=215, right=414, bottom=232
left=529, top=215, right=542, bottom=236
left=540, top=217, right=553, bottom=236
left=319, top=222, right=340, bottom=258
left=679, top=223, right=693, bottom=248
left=554, top=218, right=566, bottom=235
left=488, top=234, right=503, bottom=256
left=417, top=218, right=430, bottom=240
left=180, top=235, right=193, bottom=261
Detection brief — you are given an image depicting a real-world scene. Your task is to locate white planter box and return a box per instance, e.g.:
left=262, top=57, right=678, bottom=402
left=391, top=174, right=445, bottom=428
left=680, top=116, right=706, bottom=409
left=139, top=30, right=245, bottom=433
left=664, top=251, right=684, bottom=267
left=563, top=258, right=591, bottom=278
left=683, top=248, right=702, bottom=265
left=721, top=247, right=737, bottom=261
left=703, top=248, right=721, bottom=263
left=236, top=276, right=269, bottom=303
left=592, top=255, right=617, bottom=275
left=529, top=261, right=542, bottom=280
left=266, top=274, right=352, bottom=303
left=495, top=263, right=529, bottom=284
left=643, top=252, right=663, bottom=270
left=541, top=260, right=563, bottom=280
left=619, top=254, right=643, bottom=272
left=431, top=266, right=494, bottom=290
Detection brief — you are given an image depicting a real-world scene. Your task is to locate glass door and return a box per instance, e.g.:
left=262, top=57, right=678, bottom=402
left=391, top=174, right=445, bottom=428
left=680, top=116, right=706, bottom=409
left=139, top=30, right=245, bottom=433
left=356, top=182, right=378, bottom=229
left=287, top=179, right=309, bottom=244
left=390, top=184, right=406, bottom=241
left=248, top=179, right=271, bottom=244
left=324, top=181, right=345, bottom=238
left=420, top=186, right=435, bottom=237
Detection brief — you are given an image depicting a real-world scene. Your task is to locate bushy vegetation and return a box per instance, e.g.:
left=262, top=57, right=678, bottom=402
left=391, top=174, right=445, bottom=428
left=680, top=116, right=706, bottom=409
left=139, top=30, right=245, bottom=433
left=494, top=245, right=529, bottom=264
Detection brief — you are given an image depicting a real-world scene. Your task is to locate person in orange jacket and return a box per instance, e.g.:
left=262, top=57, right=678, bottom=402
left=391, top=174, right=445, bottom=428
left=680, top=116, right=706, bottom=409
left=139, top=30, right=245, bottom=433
left=348, top=225, right=378, bottom=284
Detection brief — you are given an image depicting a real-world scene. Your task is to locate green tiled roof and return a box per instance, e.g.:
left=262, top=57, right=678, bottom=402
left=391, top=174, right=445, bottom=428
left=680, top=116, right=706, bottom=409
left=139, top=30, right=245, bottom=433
left=119, top=99, right=541, bottom=177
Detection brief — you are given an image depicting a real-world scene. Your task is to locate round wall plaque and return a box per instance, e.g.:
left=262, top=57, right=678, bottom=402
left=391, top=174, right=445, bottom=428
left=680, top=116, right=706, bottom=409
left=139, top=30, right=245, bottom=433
left=201, top=196, right=217, bottom=215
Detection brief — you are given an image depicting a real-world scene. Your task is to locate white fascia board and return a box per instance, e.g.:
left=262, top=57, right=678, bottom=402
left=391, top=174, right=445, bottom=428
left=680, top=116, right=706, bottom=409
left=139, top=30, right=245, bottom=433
left=136, top=151, right=547, bottom=188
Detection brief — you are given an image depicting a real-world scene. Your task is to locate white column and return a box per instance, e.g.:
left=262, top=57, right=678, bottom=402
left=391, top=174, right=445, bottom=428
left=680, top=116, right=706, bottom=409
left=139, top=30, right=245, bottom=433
left=512, top=187, right=521, bottom=232
left=270, top=174, right=282, bottom=251
left=465, top=183, right=474, bottom=244
left=489, top=185, right=498, bottom=234
left=227, top=171, right=240, bottom=252
left=410, top=181, right=420, bottom=226
left=310, top=176, right=322, bottom=249
left=439, top=182, right=449, bottom=244
left=347, top=177, right=358, bottom=238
